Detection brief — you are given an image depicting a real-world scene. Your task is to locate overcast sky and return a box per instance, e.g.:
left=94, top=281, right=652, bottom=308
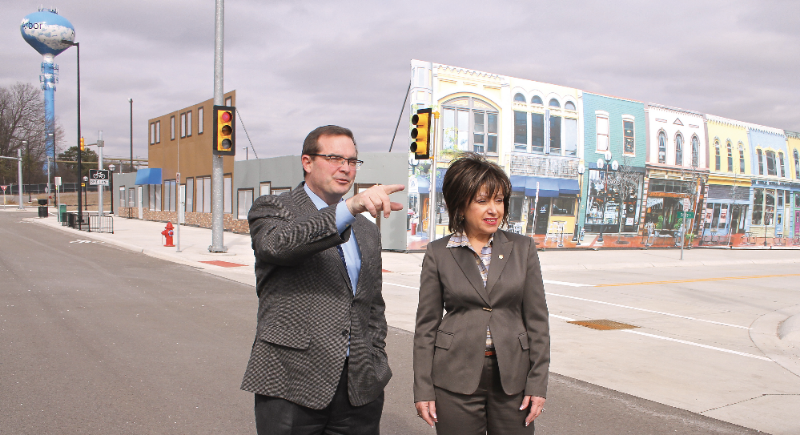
left=3, top=0, right=800, bottom=160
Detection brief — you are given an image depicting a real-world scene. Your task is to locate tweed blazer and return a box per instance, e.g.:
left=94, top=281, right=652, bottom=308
left=413, top=230, right=550, bottom=402
left=241, top=183, right=391, bottom=410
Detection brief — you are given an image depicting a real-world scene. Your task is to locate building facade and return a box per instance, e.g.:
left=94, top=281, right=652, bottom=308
left=786, top=131, right=800, bottom=238
left=642, top=104, right=709, bottom=238
left=747, top=126, right=792, bottom=239
left=702, top=115, right=752, bottom=241
left=579, top=93, right=646, bottom=238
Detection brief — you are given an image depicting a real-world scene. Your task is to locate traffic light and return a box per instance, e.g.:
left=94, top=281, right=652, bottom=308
left=213, top=105, right=235, bottom=156
left=410, top=108, right=432, bottom=159
left=79, top=137, right=85, bottom=151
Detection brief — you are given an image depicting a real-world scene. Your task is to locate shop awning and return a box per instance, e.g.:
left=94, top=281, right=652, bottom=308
left=135, top=168, right=162, bottom=185
left=510, top=175, right=528, bottom=193
left=558, top=179, right=580, bottom=195
left=525, top=177, right=560, bottom=198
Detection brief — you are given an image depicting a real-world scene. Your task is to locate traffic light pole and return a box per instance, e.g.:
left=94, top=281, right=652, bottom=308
left=427, top=113, right=438, bottom=244
left=209, top=0, right=227, bottom=253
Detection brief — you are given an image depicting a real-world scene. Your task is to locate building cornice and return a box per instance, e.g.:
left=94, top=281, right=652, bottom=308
left=646, top=103, right=703, bottom=117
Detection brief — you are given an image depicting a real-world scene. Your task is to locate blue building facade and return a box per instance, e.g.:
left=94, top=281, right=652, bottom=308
left=747, top=127, right=792, bottom=238
left=579, top=93, right=647, bottom=234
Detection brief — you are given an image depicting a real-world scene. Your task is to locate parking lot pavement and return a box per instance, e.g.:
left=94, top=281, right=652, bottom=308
left=22, top=211, right=800, bottom=434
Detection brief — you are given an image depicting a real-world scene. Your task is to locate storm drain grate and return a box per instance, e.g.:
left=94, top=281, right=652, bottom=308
left=567, top=319, right=639, bottom=330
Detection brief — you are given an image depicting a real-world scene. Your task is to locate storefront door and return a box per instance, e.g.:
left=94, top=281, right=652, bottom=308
left=796, top=210, right=800, bottom=236
left=534, top=200, right=550, bottom=235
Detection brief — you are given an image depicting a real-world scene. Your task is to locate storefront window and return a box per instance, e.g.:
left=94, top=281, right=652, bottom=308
left=753, top=188, right=763, bottom=225
left=509, top=194, right=524, bottom=221
left=585, top=170, right=642, bottom=232
left=765, top=189, right=775, bottom=226
left=795, top=192, right=800, bottom=207
left=552, top=197, right=575, bottom=215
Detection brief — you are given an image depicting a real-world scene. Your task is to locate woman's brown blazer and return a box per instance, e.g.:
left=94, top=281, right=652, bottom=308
left=413, top=230, right=550, bottom=402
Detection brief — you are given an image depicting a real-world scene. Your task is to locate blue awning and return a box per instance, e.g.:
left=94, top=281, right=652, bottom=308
left=558, top=179, right=580, bottom=195
left=525, top=177, right=560, bottom=197
left=135, top=168, right=162, bottom=185
left=510, top=175, right=527, bottom=193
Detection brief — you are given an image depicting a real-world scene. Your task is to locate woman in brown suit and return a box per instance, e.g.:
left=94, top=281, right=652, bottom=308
left=413, top=153, right=550, bottom=434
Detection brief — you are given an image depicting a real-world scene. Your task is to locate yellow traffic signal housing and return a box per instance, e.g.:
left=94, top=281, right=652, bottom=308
left=410, top=108, right=432, bottom=159
left=213, top=105, right=236, bottom=156
left=79, top=137, right=85, bottom=151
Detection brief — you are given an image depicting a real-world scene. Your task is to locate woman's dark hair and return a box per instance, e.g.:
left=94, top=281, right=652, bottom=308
left=441, top=152, right=512, bottom=234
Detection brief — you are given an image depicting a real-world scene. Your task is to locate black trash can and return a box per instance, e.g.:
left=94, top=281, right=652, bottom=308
left=38, top=205, right=48, bottom=218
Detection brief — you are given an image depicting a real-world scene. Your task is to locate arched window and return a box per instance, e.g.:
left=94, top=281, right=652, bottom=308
left=531, top=95, right=543, bottom=105
left=714, top=140, right=721, bottom=171
left=778, top=152, right=786, bottom=177
left=691, top=135, right=700, bottom=168
left=658, top=131, right=667, bottom=163
left=739, top=143, right=745, bottom=173
left=565, top=101, right=576, bottom=111
left=675, top=133, right=683, bottom=166
left=756, top=149, right=764, bottom=175
left=765, top=150, right=777, bottom=176
left=513, top=93, right=526, bottom=103
left=794, top=149, right=800, bottom=179
left=549, top=98, right=560, bottom=108
left=442, top=96, right=499, bottom=154
left=726, top=141, right=733, bottom=172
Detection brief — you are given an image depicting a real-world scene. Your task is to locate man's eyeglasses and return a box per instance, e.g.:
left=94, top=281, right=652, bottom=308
left=307, top=153, right=364, bottom=169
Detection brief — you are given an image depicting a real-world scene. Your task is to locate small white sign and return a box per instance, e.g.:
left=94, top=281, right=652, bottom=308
left=682, top=198, right=691, bottom=211
left=54, top=176, right=62, bottom=186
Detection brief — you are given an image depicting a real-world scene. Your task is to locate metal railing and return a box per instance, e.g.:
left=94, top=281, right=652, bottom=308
left=88, top=214, right=114, bottom=234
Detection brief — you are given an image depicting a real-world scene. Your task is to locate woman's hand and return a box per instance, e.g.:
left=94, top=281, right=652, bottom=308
left=520, top=395, right=545, bottom=427
left=415, top=401, right=437, bottom=427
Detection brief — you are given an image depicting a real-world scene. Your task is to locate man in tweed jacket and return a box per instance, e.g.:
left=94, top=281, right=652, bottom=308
left=242, top=125, right=404, bottom=434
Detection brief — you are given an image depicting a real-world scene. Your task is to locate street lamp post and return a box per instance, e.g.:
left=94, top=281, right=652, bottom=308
left=597, top=151, right=615, bottom=243
left=47, top=133, right=54, bottom=206
left=573, top=163, right=585, bottom=243
left=61, top=39, right=82, bottom=226
left=129, top=98, right=133, bottom=172
left=83, top=175, right=88, bottom=211
left=22, top=140, right=30, bottom=202
left=108, top=164, right=115, bottom=215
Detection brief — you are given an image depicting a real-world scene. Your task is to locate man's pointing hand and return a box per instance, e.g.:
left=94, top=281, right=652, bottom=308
left=346, top=184, right=405, bottom=218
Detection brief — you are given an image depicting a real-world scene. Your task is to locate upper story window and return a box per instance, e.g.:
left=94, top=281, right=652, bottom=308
left=180, top=113, right=186, bottom=138
left=442, top=96, right=498, bottom=154
left=170, top=116, right=175, bottom=140
left=565, top=101, right=576, bottom=111
left=623, top=119, right=634, bottom=155
left=225, top=96, right=232, bottom=107
left=549, top=114, right=561, bottom=155
left=739, top=143, right=746, bottom=173
left=531, top=95, right=543, bottom=105
left=675, top=133, right=683, bottom=166
left=548, top=98, right=560, bottom=108
left=778, top=152, right=786, bottom=177
left=514, top=111, right=527, bottom=151
left=691, top=135, right=699, bottom=168
left=531, top=113, right=544, bottom=153
left=186, top=110, right=192, bottom=137
left=766, top=150, right=777, bottom=176
left=726, top=141, right=733, bottom=172
left=714, top=140, right=721, bottom=171
left=150, top=122, right=156, bottom=145
left=514, top=93, right=526, bottom=103
left=198, top=107, right=204, bottom=134
left=658, top=130, right=667, bottom=163
left=794, top=149, right=800, bottom=179
left=757, top=149, right=764, bottom=175
left=596, top=115, right=609, bottom=152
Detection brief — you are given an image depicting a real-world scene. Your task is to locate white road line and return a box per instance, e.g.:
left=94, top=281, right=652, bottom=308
left=384, top=282, right=419, bottom=290
left=548, top=315, right=771, bottom=362
left=543, top=279, right=595, bottom=287
left=547, top=292, right=749, bottom=330
left=621, top=330, right=771, bottom=361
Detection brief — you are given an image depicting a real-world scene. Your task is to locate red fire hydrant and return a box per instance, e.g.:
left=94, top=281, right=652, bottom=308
left=162, top=221, right=175, bottom=247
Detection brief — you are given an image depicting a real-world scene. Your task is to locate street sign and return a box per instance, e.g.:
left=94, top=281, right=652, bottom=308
left=89, top=169, right=110, bottom=186
left=682, top=198, right=691, bottom=211
left=1, top=185, right=6, bottom=192
left=678, top=211, right=695, bottom=219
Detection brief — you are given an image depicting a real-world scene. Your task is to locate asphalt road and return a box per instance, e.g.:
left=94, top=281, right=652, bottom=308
left=1, top=212, right=760, bottom=434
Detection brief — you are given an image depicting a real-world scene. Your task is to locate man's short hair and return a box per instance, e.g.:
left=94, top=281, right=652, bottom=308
left=302, top=125, right=357, bottom=177
left=441, top=152, right=512, bottom=234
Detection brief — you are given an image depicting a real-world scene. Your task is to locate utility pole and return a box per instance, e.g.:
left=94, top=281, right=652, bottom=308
left=97, top=131, right=104, bottom=215
left=129, top=98, right=133, bottom=171
left=209, top=0, right=227, bottom=252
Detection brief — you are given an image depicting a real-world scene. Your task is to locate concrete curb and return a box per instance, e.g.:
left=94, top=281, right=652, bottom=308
left=749, top=304, right=800, bottom=378
left=540, top=258, right=800, bottom=272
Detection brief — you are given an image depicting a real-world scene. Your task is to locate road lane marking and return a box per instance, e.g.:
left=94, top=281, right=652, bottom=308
left=594, top=273, right=800, bottom=287
left=543, top=279, right=595, bottom=287
left=548, top=314, right=770, bottom=361
left=547, top=293, right=749, bottom=329
left=384, top=282, right=419, bottom=290
left=621, top=330, right=771, bottom=361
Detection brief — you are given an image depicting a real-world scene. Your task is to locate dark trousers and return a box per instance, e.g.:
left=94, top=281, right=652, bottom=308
left=434, top=356, right=534, bottom=435
left=254, top=362, right=384, bottom=435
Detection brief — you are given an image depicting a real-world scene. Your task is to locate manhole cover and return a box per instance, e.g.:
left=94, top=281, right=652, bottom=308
left=567, top=319, right=638, bottom=330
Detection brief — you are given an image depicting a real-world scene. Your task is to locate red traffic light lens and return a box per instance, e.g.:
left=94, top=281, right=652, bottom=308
left=221, top=111, right=232, bottom=122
